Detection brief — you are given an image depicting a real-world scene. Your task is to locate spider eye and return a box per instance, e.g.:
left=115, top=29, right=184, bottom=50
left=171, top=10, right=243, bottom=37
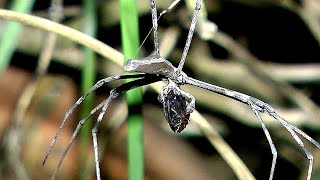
left=162, top=88, right=190, bottom=133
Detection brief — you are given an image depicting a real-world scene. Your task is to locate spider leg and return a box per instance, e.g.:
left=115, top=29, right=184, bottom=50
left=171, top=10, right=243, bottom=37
left=43, top=74, right=151, bottom=166
left=157, top=84, right=167, bottom=103
left=183, top=76, right=251, bottom=104
left=149, top=0, right=160, bottom=56
left=177, top=0, right=202, bottom=73
left=92, top=94, right=114, bottom=180
left=249, top=102, right=277, bottom=180
left=249, top=98, right=320, bottom=147
left=184, top=76, right=319, bottom=179
left=179, top=88, right=195, bottom=114
left=50, top=75, right=162, bottom=179
left=139, top=0, right=181, bottom=55
left=266, top=110, right=314, bottom=180
left=288, top=124, right=320, bottom=148
left=51, top=99, right=107, bottom=179
left=91, top=75, right=162, bottom=179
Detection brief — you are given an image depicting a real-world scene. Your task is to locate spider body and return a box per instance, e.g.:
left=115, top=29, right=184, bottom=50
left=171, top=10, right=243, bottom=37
left=125, top=55, right=194, bottom=132
left=44, top=0, right=320, bottom=179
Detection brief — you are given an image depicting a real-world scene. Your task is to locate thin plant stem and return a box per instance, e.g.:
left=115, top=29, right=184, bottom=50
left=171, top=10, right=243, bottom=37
left=120, top=0, right=144, bottom=179
left=79, top=0, right=97, bottom=179
left=0, top=9, right=124, bottom=66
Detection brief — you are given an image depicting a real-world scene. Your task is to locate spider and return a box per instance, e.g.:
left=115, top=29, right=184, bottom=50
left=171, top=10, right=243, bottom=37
left=43, top=0, right=320, bottom=179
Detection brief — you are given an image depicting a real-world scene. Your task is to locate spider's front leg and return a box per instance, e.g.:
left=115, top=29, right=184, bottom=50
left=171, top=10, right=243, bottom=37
left=179, top=88, right=195, bottom=114
left=158, top=79, right=195, bottom=132
left=43, top=74, right=162, bottom=179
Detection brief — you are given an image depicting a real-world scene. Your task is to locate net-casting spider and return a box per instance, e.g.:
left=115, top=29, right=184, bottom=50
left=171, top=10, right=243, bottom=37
left=43, top=0, right=320, bottom=179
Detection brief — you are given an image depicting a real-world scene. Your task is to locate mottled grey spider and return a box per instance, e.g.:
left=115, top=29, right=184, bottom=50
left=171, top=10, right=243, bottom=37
left=43, top=0, right=320, bottom=179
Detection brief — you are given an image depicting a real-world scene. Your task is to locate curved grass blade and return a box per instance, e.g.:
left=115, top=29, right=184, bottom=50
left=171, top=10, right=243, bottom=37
left=0, top=0, right=35, bottom=73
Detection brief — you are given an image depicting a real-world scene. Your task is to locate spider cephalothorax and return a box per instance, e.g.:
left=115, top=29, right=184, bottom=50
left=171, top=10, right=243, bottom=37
left=125, top=56, right=195, bottom=133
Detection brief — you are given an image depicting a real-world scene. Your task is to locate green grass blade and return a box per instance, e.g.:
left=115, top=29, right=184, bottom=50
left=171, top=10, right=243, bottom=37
left=120, top=0, right=144, bottom=180
left=79, top=0, right=97, bottom=179
left=0, top=0, right=35, bottom=72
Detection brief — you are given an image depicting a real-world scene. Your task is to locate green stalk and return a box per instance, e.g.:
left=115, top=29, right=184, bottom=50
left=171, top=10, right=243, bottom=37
left=120, top=0, right=144, bottom=180
left=79, top=0, right=97, bottom=179
left=0, top=0, right=35, bottom=72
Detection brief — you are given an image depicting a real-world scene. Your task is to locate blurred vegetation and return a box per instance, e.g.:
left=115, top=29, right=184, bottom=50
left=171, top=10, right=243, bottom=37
left=0, top=0, right=319, bottom=179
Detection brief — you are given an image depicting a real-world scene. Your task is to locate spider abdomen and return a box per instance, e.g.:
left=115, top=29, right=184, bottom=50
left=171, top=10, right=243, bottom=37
left=161, top=87, right=190, bottom=133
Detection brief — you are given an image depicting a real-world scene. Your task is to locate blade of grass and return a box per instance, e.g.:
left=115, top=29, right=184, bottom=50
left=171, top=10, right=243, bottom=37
left=120, top=0, right=143, bottom=179
left=0, top=9, right=124, bottom=64
left=0, top=0, right=35, bottom=73
left=79, top=0, right=97, bottom=179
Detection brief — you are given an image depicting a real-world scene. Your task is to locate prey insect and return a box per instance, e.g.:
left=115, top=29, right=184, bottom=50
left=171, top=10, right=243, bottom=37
left=43, top=0, right=320, bottom=179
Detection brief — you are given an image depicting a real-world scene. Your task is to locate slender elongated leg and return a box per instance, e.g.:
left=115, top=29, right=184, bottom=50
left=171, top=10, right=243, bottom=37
left=50, top=76, right=162, bottom=179
left=177, top=0, right=202, bottom=73
left=184, top=76, right=320, bottom=179
left=179, top=88, right=195, bottom=114
left=288, top=124, right=320, bottom=148
left=268, top=112, right=314, bottom=180
left=43, top=74, right=151, bottom=166
left=90, top=76, right=162, bottom=179
left=183, top=76, right=251, bottom=104
left=250, top=107, right=277, bottom=180
left=248, top=98, right=320, bottom=149
left=185, top=76, right=278, bottom=178
left=249, top=98, right=315, bottom=180
left=252, top=98, right=316, bottom=180
left=184, top=75, right=318, bottom=148
left=139, top=0, right=181, bottom=53
left=51, top=99, right=107, bottom=179
left=149, top=0, right=160, bottom=55
left=92, top=95, right=114, bottom=180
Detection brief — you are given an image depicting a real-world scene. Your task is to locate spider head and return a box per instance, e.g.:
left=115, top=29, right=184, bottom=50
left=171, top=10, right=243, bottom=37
left=160, top=82, right=190, bottom=133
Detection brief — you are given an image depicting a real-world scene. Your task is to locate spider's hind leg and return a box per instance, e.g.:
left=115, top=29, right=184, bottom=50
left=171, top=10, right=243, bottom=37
left=268, top=111, right=314, bottom=180
left=43, top=75, right=124, bottom=167
left=51, top=98, right=108, bottom=180
left=90, top=75, right=163, bottom=179
left=249, top=100, right=277, bottom=180
left=250, top=97, right=316, bottom=180
left=44, top=74, right=158, bottom=179
left=92, top=90, right=119, bottom=180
